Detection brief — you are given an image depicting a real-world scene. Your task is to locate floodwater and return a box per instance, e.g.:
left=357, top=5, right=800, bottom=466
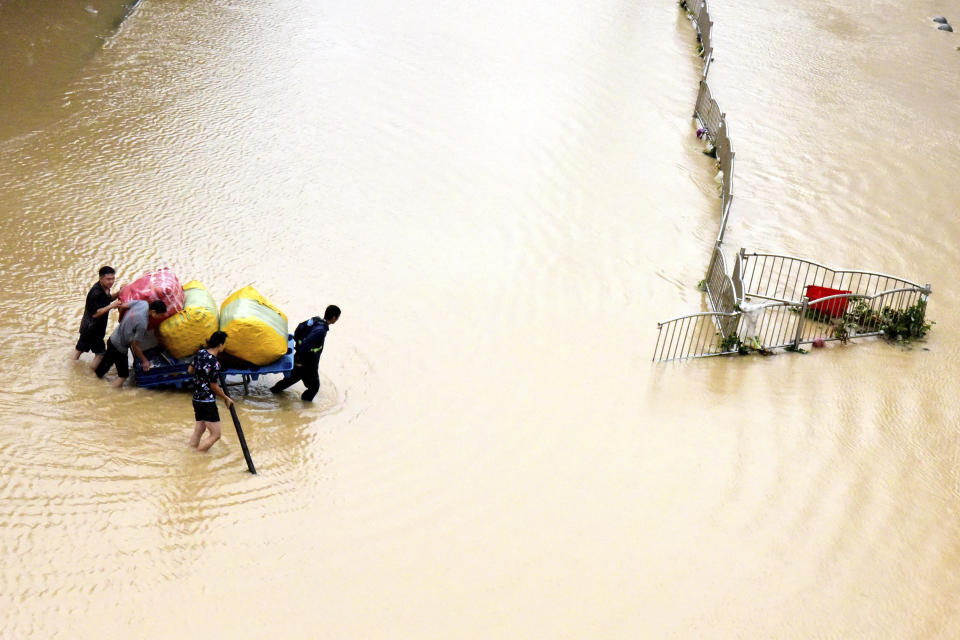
left=1, top=0, right=958, bottom=636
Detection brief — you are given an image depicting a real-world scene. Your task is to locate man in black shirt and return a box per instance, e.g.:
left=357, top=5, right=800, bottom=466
left=72, top=266, right=122, bottom=368
left=270, top=305, right=340, bottom=402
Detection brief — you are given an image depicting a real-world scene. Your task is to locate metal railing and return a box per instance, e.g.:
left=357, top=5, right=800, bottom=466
left=705, top=245, right=737, bottom=316
left=737, top=301, right=800, bottom=352
left=717, top=195, right=733, bottom=245
left=654, top=283, right=931, bottom=362
left=739, top=251, right=927, bottom=304
left=715, top=121, right=734, bottom=213
left=683, top=0, right=713, bottom=76
left=694, top=80, right=724, bottom=141
left=653, top=311, right=738, bottom=361
left=695, top=4, right=713, bottom=73
left=656, top=1, right=933, bottom=363
left=688, top=0, right=706, bottom=22
left=742, top=286, right=930, bottom=351
left=693, top=79, right=734, bottom=243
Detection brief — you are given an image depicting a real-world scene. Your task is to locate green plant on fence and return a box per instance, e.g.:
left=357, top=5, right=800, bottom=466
left=832, top=320, right=855, bottom=344
left=718, top=332, right=741, bottom=353
left=845, top=300, right=878, bottom=325
left=879, top=300, right=933, bottom=341
left=717, top=332, right=772, bottom=356
left=833, top=299, right=932, bottom=343
left=696, top=279, right=707, bottom=291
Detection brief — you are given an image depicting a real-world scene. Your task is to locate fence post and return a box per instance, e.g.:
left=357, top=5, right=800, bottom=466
left=717, top=197, right=731, bottom=245
left=793, top=296, right=809, bottom=349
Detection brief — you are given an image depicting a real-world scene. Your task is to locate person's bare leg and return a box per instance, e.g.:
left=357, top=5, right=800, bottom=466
left=72, top=350, right=82, bottom=360
left=91, top=354, right=103, bottom=370
left=111, top=376, right=126, bottom=388
left=197, top=421, right=221, bottom=452
left=189, top=421, right=205, bottom=448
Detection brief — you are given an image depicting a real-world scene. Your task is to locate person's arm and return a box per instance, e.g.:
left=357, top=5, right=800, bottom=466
left=92, top=299, right=122, bottom=319
left=210, top=382, right=233, bottom=407
left=130, top=341, right=151, bottom=372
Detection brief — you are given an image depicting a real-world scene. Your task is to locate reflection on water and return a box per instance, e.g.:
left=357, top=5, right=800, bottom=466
left=1, top=0, right=959, bottom=637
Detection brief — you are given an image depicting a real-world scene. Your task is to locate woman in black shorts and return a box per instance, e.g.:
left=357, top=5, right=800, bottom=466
left=187, top=331, right=234, bottom=452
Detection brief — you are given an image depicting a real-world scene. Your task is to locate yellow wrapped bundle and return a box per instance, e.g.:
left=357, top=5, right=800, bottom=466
left=219, top=285, right=288, bottom=365
left=157, top=280, right=220, bottom=359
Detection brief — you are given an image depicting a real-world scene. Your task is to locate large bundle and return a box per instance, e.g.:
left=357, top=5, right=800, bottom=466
left=219, top=285, right=288, bottom=365
left=157, top=281, right=220, bottom=359
left=119, top=268, right=185, bottom=328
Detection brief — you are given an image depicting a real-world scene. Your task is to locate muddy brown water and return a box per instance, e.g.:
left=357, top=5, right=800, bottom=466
left=1, top=0, right=959, bottom=637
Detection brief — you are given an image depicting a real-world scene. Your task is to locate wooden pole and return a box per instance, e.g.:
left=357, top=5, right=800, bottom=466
left=220, top=374, right=256, bottom=474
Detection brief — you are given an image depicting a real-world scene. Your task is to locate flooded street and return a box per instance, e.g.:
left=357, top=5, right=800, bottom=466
left=1, top=0, right=959, bottom=637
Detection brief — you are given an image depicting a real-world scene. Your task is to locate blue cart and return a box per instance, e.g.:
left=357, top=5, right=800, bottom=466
left=133, top=334, right=295, bottom=394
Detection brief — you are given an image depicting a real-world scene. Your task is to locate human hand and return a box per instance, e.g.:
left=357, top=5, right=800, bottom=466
left=141, top=359, right=151, bottom=372
left=225, top=397, right=234, bottom=408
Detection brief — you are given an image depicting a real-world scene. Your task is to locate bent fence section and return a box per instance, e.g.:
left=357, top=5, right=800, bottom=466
left=686, top=1, right=713, bottom=76
left=653, top=254, right=931, bottom=362
left=715, top=123, right=734, bottom=216
left=694, top=81, right=723, bottom=139
left=693, top=80, right=734, bottom=242
left=654, top=312, right=738, bottom=361
left=739, top=251, right=925, bottom=304
left=705, top=245, right=737, bottom=316
left=656, top=0, right=933, bottom=363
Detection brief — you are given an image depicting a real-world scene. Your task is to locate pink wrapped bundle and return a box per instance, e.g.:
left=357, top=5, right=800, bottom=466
left=119, top=268, right=185, bottom=328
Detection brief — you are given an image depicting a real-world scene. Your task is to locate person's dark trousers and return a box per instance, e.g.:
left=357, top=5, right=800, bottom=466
left=271, top=353, right=321, bottom=401
left=95, top=341, right=129, bottom=379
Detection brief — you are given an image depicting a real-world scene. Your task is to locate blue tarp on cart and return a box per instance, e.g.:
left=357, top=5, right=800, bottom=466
left=134, top=334, right=295, bottom=393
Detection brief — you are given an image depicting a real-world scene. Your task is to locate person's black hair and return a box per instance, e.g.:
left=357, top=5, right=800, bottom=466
left=324, top=305, right=341, bottom=321
left=206, top=331, right=228, bottom=348
left=149, top=300, right=167, bottom=314
left=99, top=266, right=115, bottom=278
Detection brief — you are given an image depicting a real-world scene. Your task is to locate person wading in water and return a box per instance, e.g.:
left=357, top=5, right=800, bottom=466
left=95, top=299, right=166, bottom=388
left=73, top=266, right=122, bottom=369
left=270, top=305, right=340, bottom=402
left=187, top=331, right=234, bottom=452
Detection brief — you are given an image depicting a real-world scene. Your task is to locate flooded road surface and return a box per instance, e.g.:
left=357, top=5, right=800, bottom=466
left=1, top=0, right=958, bottom=637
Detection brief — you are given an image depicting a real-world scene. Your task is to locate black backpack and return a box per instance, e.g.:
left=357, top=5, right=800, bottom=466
left=294, top=316, right=322, bottom=346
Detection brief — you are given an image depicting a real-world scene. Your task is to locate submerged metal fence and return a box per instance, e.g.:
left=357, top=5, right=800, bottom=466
left=656, top=0, right=933, bottom=363
left=694, top=81, right=723, bottom=144
left=693, top=80, right=734, bottom=243
left=654, top=280, right=931, bottom=362
left=739, top=251, right=926, bottom=304
left=653, top=312, right=737, bottom=361
left=705, top=245, right=737, bottom=316
left=715, top=122, right=734, bottom=216
left=742, top=286, right=930, bottom=351
left=686, top=0, right=713, bottom=75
